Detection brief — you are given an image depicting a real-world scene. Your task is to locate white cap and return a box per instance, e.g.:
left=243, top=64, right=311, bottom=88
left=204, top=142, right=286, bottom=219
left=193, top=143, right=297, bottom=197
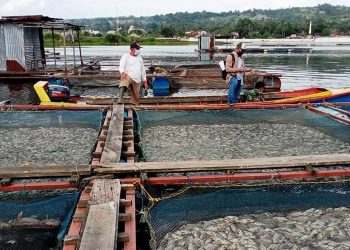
left=236, top=42, right=246, bottom=49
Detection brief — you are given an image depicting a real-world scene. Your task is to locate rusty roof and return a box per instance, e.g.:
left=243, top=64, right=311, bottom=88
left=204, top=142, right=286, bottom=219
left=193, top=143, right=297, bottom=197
left=0, top=15, right=61, bottom=22
left=0, top=15, right=82, bottom=30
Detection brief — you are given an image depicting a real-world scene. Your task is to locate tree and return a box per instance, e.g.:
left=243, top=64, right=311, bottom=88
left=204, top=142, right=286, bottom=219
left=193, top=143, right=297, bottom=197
left=235, top=18, right=254, bottom=38
left=161, top=26, right=176, bottom=37
left=104, top=34, right=118, bottom=44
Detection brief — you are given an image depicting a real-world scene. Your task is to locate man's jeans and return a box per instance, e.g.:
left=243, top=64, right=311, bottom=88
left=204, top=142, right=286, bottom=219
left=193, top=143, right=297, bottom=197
left=228, top=77, right=242, bottom=104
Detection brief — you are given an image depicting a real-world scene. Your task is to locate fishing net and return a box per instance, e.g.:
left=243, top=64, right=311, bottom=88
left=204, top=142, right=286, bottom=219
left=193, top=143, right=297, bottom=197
left=0, top=110, right=103, bottom=129
left=141, top=179, right=350, bottom=249
left=0, top=110, right=103, bottom=167
left=134, top=107, right=350, bottom=249
left=135, top=107, right=350, bottom=162
left=0, top=188, right=80, bottom=250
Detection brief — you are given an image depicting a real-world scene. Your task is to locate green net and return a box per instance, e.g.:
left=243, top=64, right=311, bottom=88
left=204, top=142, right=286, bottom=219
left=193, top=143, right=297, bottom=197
left=142, top=179, right=350, bottom=249
left=134, top=107, right=350, bottom=249
left=0, top=110, right=103, bottom=167
left=0, top=188, right=80, bottom=250
left=136, top=108, right=350, bottom=162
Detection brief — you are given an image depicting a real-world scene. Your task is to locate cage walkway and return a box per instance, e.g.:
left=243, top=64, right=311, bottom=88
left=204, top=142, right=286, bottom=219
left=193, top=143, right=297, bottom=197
left=63, top=179, right=136, bottom=250
left=92, top=104, right=135, bottom=167
left=96, top=153, right=350, bottom=174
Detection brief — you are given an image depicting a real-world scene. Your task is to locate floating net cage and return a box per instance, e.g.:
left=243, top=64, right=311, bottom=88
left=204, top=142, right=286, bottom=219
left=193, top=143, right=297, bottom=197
left=0, top=187, right=80, bottom=250
left=133, top=107, right=350, bottom=249
left=0, top=110, right=103, bottom=168
left=141, top=179, right=350, bottom=249
left=135, top=107, right=350, bottom=162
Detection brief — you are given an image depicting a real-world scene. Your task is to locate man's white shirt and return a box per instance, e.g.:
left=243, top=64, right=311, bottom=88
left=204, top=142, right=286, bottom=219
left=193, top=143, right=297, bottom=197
left=119, top=53, right=147, bottom=83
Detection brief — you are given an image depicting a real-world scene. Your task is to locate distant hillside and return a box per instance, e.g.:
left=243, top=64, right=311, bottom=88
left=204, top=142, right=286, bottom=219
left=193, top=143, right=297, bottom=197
left=66, top=4, right=350, bottom=38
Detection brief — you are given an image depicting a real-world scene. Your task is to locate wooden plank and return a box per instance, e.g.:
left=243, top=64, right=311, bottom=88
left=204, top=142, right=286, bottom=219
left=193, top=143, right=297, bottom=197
left=117, top=232, right=130, bottom=243
left=79, top=202, right=117, bottom=250
left=100, top=104, right=124, bottom=164
left=89, top=179, right=121, bottom=206
left=91, top=179, right=121, bottom=245
left=95, top=154, right=350, bottom=174
left=0, top=165, right=91, bottom=178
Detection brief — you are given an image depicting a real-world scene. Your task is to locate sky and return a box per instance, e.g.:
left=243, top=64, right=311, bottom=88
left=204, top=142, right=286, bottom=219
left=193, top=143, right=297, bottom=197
left=0, top=0, right=349, bottom=19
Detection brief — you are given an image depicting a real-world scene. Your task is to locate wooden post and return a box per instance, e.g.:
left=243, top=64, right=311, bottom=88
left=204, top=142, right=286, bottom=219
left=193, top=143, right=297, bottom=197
left=63, top=27, right=67, bottom=72
left=72, top=30, right=76, bottom=68
left=52, top=28, right=57, bottom=69
left=77, top=29, right=83, bottom=66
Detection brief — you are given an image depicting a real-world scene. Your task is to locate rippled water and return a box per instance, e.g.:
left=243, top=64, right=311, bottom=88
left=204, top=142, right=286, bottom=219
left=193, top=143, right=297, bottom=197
left=1, top=45, right=350, bottom=104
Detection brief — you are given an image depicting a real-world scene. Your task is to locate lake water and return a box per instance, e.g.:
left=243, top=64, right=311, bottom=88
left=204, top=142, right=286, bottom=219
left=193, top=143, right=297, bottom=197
left=1, top=45, right=350, bottom=104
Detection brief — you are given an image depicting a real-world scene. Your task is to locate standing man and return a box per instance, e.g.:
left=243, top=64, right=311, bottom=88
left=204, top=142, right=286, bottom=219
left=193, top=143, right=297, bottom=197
left=118, top=42, right=148, bottom=105
left=225, top=42, right=250, bottom=105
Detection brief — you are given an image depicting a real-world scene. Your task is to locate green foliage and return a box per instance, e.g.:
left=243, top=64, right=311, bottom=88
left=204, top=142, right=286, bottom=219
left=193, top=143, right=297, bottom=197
left=64, top=4, right=350, bottom=39
left=104, top=33, right=118, bottom=43
left=43, top=32, right=61, bottom=42
left=161, top=26, right=176, bottom=37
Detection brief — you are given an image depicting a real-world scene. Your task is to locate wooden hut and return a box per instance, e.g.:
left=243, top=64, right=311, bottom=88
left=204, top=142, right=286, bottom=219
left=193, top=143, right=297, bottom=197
left=0, top=15, right=82, bottom=73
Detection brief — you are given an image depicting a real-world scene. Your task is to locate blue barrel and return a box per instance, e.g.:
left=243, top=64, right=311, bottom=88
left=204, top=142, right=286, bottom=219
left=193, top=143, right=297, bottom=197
left=152, top=77, right=170, bottom=96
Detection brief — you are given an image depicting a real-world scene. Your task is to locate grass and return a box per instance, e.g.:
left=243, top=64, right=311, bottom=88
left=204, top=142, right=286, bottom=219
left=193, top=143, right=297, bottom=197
left=44, top=36, right=196, bottom=47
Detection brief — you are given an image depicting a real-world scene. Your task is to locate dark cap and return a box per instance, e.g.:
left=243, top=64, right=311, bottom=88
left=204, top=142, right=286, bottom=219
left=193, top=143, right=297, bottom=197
left=130, top=42, right=142, bottom=49
left=236, top=42, right=246, bottom=49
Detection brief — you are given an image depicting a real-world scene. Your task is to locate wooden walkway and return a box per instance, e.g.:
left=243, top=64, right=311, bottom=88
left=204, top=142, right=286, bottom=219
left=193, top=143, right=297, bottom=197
left=100, top=104, right=124, bottom=165
left=80, top=179, right=120, bottom=250
left=64, top=179, right=136, bottom=250
left=0, top=164, right=91, bottom=178
left=96, top=154, right=350, bottom=174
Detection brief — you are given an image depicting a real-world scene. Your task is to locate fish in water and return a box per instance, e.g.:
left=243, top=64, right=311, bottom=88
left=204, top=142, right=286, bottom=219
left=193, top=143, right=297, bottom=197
left=0, top=211, right=60, bottom=229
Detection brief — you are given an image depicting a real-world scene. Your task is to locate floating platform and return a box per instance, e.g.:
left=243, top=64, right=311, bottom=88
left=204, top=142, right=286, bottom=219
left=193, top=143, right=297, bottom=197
left=0, top=102, right=350, bottom=250
left=197, top=47, right=313, bottom=53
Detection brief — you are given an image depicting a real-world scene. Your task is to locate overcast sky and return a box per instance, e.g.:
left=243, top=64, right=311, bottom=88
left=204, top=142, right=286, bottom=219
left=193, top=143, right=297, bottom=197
left=1, top=0, right=349, bottom=19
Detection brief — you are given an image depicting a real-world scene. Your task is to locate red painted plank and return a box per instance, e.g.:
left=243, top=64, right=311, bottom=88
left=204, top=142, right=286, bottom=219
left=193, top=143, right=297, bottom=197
left=147, top=169, right=350, bottom=185
left=124, top=189, right=136, bottom=250
left=0, top=182, right=76, bottom=192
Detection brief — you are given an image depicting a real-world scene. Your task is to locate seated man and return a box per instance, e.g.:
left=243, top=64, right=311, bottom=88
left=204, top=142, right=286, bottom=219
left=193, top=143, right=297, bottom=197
left=243, top=81, right=265, bottom=102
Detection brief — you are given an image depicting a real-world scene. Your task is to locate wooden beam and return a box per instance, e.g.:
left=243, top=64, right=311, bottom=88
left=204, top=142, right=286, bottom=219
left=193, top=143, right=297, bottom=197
left=80, top=179, right=121, bottom=250
left=0, top=165, right=91, bottom=178
left=100, top=104, right=124, bottom=165
left=95, top=154, right=350, bottom=174
left=79, top=202, right=117, bottom=250
left=89, top=179, right=121, bottom=206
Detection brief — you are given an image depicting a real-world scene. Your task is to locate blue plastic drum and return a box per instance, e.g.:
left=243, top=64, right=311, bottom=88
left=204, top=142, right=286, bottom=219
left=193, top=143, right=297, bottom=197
left=152, top=77, right=170, bottom=96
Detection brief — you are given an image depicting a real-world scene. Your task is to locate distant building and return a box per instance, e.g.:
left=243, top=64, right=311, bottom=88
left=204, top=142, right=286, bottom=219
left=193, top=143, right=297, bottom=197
left=231, top=32, right=239, bottom=39
left=185, top=31, right=208, bottom=38
left=106, top=30, right=117, bottom=35
left=128, top=25, right=145, bottom=35
left=85, top=29, right=101, bottom=35
left=185, top=31, right=200, bottom=38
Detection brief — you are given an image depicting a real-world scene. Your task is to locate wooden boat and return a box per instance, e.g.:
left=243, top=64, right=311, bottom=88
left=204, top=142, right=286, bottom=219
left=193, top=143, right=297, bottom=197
left=165, top=68, right=282, bottom=92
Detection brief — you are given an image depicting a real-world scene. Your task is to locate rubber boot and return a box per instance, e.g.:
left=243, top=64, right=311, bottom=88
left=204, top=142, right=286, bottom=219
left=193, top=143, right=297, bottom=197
left=118, top=86, right=127, bottom=104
